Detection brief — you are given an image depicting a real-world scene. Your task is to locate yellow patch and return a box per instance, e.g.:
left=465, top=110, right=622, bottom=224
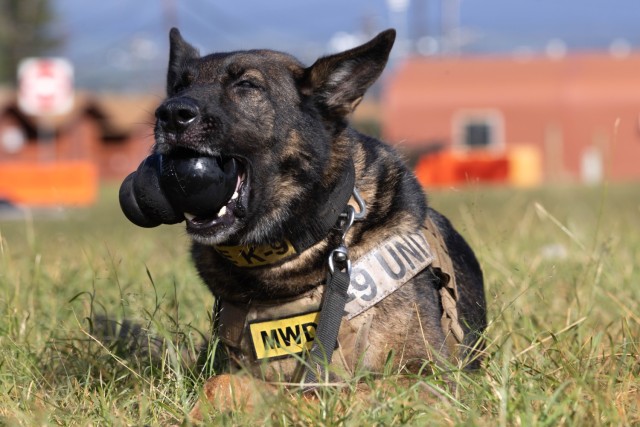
left=214, top=240, right=296, bottom=267
left=249, top=311, right=320, bottom=360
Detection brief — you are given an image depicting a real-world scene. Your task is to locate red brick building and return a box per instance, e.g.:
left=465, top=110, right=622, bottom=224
left=381, top=52, right=640, bottom=184
left=0, top=90, right=157, bottom=181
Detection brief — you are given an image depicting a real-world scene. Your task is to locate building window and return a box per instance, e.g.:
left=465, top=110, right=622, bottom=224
left=452, top=110, right=505, bottom=152
left=464, top=122, right=492, bottom=148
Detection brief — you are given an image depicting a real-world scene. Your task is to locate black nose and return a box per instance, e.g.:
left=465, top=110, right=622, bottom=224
left=155, top=97, right=200, bottom=132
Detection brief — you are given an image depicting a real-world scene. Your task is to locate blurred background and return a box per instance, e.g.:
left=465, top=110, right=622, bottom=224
left=1, top=0, right=640, bottom=207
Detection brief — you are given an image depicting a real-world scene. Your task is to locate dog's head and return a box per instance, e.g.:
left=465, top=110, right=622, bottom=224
left=153, top=29, right=395, bottom=247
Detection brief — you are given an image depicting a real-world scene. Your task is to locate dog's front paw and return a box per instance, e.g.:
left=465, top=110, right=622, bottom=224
left=189, top=374, right=276, bottom=421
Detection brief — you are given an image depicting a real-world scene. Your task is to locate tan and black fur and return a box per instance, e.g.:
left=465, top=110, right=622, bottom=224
left=153, top=28, right=486, bottom=413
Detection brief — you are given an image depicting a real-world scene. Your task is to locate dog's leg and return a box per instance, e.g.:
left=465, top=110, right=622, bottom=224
left=189, top=374, right=276, bottom=421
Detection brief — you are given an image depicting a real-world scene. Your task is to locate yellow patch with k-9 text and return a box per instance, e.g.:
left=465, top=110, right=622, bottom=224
left=215, top=240, right=296, bottom=267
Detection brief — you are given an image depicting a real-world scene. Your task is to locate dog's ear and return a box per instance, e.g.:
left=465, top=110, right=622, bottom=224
left=167, top=28, right=200, bottom=94
left=300, top=29, right=395, bottom=117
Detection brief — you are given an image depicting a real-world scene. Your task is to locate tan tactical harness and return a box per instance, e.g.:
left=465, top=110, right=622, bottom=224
left=216, top=216, right=463, bottom=381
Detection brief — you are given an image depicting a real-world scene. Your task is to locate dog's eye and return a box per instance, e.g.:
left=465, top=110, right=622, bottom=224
left=235, top=79, right=259, bottom=90
left=172, top=83, right=187, bottom=93
left=171, top=79, right=192, bottom=94
left=171, top=71, right=195, bottom=94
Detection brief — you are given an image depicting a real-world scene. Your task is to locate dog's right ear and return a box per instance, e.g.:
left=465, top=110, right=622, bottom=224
left=167, top=28, right=200, bottom=95
left=300, top=29, right=396, bottom=119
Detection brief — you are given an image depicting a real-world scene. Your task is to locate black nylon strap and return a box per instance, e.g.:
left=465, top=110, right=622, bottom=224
left=288, top=161, right=355, bottom=253
left=214, top=161, right=356, bottom=268
left=303, top=269, right=351, bottom=386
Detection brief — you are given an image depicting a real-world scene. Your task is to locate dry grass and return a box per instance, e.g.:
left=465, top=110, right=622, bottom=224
left=0, top=182, right=638, bottom=425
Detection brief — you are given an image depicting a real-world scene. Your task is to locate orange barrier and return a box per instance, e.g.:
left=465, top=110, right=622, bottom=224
left=0, top=161, right=98, bottom=206
left=415, top=151, right=510, bottom=187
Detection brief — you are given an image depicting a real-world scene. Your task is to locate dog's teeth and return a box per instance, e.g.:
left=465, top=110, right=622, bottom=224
left=231, top=191, right=239, bottom=200
left=184, top=212, right=196, bottom=221
left=217, top=206, right=227, bottom=217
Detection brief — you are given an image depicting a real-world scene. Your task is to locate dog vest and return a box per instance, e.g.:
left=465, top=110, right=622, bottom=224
left=215, top=216, right=464, bottom=381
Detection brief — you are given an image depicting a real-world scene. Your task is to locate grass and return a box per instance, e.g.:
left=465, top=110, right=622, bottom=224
left=0, top=182, right=638, bottom=425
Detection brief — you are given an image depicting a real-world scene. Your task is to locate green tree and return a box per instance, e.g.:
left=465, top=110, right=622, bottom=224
left=0, top=0, right=63, bottom=85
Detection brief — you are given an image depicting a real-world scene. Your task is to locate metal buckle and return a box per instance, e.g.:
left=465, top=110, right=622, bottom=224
left=328, top=186, right=366, bottom=275
left=340, top=187, right=367, bottom=222
left=351, top=188, right=367, bottom=220
left=328, top=204, right=356, bottom=275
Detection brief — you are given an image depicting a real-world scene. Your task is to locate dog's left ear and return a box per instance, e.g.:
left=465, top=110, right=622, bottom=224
left=166, top=28, right=200, bottom=95
left=300, top=29, right=395, bottom=117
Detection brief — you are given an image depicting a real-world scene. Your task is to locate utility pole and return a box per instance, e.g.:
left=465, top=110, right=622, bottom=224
left=386, top=0, right=411, bottom=59
left=411, top=0, right=428, bottom=43
left=162, top=0, right=178, bottom=31
left=441, top=0, right=460, bottom=55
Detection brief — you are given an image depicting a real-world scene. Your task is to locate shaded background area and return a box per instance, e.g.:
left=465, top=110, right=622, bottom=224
left=1, top=0, right=640, bottom=207
left=53, top=0, right=640, bottom=91
left=49, top=0, right=640, bottom=91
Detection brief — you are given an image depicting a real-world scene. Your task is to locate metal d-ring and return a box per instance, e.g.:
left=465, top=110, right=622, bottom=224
left=340, top=205, right=356, bottom=240
left=339, top=188, right=366, bottom=223
left=328, top=244, right=351, bottom=275
left=352, top=188, right=367, bottom=220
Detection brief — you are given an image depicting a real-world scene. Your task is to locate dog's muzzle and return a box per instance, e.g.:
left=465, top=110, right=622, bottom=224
left=155, top=97, right=200, bottom=133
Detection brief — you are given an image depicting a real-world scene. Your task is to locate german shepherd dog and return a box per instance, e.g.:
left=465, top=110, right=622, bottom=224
left=152, top=28, right=486, bottom=416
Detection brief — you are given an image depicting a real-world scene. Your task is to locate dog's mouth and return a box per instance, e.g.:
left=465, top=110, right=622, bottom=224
left=182, top=157, right=250, bottom=238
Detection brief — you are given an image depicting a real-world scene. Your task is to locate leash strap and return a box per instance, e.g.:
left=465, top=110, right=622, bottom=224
left=303, top=269, right=351, bottom=386
left=302, top=205, right=356, bottom=388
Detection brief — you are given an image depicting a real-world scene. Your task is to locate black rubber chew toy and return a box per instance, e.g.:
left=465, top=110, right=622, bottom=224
left=119, top=152, right=238, bottom=228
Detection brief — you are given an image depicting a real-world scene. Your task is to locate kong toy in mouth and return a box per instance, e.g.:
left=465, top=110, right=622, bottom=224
left=119, top=149, right=243, bottom=231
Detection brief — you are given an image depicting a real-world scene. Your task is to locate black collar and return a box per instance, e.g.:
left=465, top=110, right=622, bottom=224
left=286, top=160, right=355, bottom=253
left=214, top=160, right=355, bottom=266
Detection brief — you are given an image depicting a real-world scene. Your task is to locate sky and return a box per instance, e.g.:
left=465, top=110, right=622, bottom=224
left=52, top=0, right=640, bottom=92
